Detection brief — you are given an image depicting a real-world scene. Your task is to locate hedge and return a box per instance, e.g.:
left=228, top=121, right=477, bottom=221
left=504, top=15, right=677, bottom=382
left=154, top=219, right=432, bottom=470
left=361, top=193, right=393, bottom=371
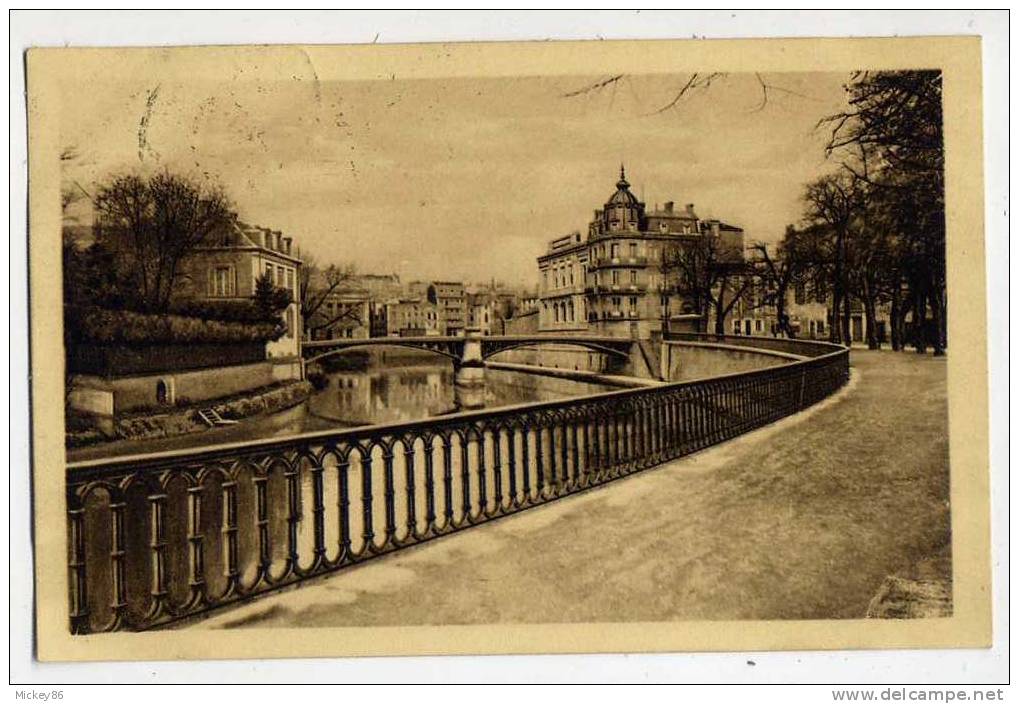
left=68, top=306, right=285, bottom=344
left=167, top=298, right=281, bottom=324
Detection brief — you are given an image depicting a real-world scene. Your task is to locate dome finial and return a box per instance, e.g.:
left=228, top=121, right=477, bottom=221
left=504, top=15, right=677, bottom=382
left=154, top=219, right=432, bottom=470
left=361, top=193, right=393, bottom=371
left=616, top=164, right=630, bottom=191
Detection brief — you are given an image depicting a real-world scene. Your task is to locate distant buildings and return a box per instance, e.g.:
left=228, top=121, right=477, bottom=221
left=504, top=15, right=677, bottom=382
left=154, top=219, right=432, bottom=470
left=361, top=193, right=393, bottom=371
left=350, top=272, right=404, bottom=301
left=537, top=167, right=745, bottom=338
left=730, top=287, right=889, bottom=344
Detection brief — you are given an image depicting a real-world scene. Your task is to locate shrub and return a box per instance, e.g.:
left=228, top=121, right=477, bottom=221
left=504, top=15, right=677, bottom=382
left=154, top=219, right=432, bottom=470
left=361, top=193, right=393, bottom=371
left=69, top=306, right=285, bottom=344
left=167, top=298, right=282, bottom=324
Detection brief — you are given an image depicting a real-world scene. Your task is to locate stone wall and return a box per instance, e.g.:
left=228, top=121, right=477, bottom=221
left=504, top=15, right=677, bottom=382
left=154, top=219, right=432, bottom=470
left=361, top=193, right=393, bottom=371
left=488, top=344, right=610, bottom=373
left=503, top=310, right=540, bottom=335
left=69, top=359, right=303, bottom=415
left=664, top=342, right=794, bottom=382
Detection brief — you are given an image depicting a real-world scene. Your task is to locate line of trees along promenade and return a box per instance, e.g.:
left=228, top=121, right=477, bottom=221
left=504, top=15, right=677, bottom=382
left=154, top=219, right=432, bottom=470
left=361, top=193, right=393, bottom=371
left=764, top=70, right=948, bottom=354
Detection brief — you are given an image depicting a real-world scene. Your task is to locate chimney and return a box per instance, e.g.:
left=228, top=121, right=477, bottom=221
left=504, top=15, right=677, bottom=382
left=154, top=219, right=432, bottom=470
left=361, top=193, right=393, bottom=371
left=686, top=203, right=696, bottom=215
left=274, top=231, right=283, bottom=251
left=283, top=236, right=292, bottom=255
left=664, top=201, right=674, bottom=213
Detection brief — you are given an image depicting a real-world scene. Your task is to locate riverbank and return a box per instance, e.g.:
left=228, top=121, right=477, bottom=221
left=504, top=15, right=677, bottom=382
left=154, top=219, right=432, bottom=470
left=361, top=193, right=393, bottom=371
left=66, top=380, right=312, bottom=451
left=66, top=362, right=622, bottom=462
left=197, top=350, right=951, bottom=627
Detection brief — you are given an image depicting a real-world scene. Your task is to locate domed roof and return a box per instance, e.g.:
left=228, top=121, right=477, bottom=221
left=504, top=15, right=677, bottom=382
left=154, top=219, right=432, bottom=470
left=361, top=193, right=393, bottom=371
left=606, top=164, right=639, bottom=206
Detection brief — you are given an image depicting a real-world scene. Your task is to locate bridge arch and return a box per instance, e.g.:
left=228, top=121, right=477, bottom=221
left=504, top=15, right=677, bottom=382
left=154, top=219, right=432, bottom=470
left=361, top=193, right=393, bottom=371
left=480, top=339, right=632, bottom=361
left=303, top=340, right=461, bottom=366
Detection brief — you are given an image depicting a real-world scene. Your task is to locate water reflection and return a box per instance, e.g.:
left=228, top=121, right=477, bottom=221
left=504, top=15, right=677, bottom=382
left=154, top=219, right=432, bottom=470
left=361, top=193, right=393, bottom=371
left=309, top=363, right=617, bottom=426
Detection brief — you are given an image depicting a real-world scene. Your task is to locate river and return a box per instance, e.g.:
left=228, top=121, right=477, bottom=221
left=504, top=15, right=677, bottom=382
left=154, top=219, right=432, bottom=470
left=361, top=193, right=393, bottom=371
left=67, top=361, right=621, bottom=462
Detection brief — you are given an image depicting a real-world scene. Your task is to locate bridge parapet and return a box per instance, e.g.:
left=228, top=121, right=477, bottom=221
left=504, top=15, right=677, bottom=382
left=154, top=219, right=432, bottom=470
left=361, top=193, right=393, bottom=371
left=301, top=334, right=638, bottom=369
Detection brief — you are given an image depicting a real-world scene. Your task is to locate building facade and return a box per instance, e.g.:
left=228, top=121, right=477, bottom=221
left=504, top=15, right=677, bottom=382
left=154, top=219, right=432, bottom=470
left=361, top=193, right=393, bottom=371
left=178, top=221, right=303, bottom=359
left=537, top=232, right=589, bottom=332
left=427, top=281, right=467, bottom=336
left=728, top=283, right=889, bottom=344
left=384, top=298, right=441, bottom=337
left=467, top=293, right=496, bottom=335
left=537, top=167, right=745, bottom=339
left=309, top=289, right=371, bottom=340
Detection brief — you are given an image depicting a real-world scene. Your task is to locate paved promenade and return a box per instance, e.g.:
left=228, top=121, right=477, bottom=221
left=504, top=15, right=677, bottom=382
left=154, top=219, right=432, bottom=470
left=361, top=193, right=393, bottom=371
left=198, top=350, right=950, bottom=629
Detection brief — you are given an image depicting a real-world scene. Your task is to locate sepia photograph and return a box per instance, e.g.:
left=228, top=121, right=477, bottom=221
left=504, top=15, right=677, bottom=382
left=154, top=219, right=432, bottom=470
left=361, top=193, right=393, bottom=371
left=22, top=26, right=995, bottom=669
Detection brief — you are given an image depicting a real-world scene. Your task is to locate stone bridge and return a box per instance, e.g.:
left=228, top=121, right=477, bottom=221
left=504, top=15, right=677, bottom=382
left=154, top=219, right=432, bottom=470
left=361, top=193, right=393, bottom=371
left=300, top=333, right=655, bottom=381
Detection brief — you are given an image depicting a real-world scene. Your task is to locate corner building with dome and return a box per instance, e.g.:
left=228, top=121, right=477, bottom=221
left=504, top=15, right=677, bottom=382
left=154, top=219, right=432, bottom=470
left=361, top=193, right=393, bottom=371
left=536, top=166, right=746, bottom=339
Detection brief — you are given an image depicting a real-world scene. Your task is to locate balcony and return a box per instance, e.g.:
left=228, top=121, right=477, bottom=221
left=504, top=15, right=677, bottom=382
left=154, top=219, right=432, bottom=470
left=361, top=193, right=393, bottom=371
left=587, top=255, right=648, bottom=270
left=592, top=309, right=640, bottom=321
left=584, top=283, right=648, bottom=295
left=538, top=284, right=586, bottom=299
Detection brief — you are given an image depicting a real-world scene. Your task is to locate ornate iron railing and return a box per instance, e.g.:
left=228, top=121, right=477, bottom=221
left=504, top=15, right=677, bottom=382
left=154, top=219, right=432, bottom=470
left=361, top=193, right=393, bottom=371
left=65, top=336, right=849, bottom=633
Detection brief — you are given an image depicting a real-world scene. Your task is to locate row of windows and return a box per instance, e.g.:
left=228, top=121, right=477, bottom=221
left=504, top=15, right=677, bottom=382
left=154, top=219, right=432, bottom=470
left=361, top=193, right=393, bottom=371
left=733, top=319, right=767, bottom=335
left=591, top=240, right=667, bottom=261
left=544, top=299, right=583, bottom=324
left=265, top=261, right=295, bottom=293
left=652, top=221, right=694, bottom=235
left=597, top=242, right=640, bottom=259
left=209, top=261, right=297, bottom=298
left=324, top=301, right=365, bottom=316
left=585, top=296, right=641, bottom=320
left=731, top=318, right=826, bottom=336
left=394, top=310, right=438, bottom=321
left=592, top=296, right=639, bottom=310
left=544, top=261, right=587, bottom=291
left=592, top=269, right=640, bottom=286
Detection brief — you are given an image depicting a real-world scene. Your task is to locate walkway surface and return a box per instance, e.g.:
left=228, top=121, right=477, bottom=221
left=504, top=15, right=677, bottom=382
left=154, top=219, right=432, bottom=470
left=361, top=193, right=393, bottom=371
left=198, top=350, right=950, bottom=628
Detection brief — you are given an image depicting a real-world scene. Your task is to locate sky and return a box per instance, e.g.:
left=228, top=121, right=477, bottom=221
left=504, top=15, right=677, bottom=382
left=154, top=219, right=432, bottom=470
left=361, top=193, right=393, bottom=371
left=60, top=71, right=851, bottom=287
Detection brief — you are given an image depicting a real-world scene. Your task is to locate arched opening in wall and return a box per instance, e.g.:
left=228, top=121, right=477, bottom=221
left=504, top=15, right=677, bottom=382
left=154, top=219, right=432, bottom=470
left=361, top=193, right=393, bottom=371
left=156, top=380, right=168, bottom=405
left=155, top=378, right=174, bottom=406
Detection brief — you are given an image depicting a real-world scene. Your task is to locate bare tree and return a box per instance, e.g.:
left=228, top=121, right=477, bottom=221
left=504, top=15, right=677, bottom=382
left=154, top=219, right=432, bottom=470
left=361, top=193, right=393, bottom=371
left=749, top=233, right=802, bottom=338
left=662, top=230, right=753, bottom=335
left=562, top=72, right=813, bottom=116
left=819, top=70, right=946, bottom=354
left=299, top=252, right=361, bottom=339
left=802, top=171, right=859, bottom=344
left=60, top=146, right=96, bottom=221
left=93, top=170, right=234, bottom=312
